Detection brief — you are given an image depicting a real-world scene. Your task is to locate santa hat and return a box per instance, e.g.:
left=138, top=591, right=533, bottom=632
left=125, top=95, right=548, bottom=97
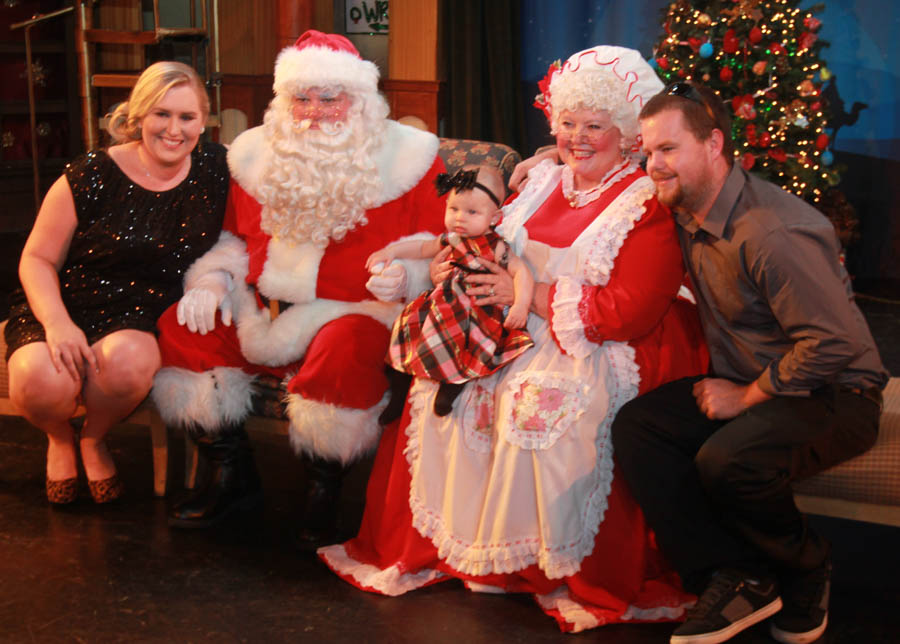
left=273, top=30, right=380, bottom=97
left=535, top=45, right=662, bottom=125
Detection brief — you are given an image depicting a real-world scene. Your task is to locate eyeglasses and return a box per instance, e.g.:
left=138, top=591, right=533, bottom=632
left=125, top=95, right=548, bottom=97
left=665, top=82, right=716, bottom=122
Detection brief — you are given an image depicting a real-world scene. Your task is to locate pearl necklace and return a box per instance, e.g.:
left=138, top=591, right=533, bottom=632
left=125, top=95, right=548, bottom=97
left=561, top=159, right=637, bottom=209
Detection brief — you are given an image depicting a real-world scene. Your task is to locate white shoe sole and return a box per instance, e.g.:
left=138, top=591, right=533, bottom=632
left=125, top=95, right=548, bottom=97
left=770, top=614, right=828, bottom=644
left=671, top=597, right=783, bottom=644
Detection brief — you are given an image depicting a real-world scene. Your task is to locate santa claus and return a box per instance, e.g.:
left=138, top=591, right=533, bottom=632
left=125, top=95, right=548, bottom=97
left=151, top=30, right=446, bottom=545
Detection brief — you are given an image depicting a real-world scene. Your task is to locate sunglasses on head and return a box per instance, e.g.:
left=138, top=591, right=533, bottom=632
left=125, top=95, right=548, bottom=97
left=665, top=82, right=716, bottom=122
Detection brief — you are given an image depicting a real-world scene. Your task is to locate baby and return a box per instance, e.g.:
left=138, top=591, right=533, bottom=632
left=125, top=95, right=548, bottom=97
left=368, top=165, right=534, bottom=419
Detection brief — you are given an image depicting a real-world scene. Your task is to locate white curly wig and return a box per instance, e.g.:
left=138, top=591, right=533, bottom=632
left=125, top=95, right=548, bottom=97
left=540, top=46, right=663, bottom=152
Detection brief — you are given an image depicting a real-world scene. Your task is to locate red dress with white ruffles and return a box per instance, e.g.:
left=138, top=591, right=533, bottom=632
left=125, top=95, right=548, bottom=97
left=320, top=160, right=709, bottom=633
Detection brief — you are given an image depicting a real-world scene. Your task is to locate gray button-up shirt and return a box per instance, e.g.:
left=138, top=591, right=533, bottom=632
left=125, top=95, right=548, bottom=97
left=675, top=164, right=888, bottom=395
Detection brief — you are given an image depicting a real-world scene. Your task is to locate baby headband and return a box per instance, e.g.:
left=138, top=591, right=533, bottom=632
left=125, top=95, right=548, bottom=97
left=435, top=169, right=501, bottom=207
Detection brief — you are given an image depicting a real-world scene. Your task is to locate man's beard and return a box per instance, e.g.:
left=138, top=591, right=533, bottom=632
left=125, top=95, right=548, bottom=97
left=256, top=108, right=384, bottom=247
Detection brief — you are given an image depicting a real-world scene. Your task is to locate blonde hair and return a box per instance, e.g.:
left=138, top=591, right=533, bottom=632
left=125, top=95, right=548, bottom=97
left=106, top=61, right=209, bottom=144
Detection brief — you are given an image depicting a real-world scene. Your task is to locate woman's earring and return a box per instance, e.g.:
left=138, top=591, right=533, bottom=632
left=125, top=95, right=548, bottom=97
left=200, top=126, right=206, bottom=134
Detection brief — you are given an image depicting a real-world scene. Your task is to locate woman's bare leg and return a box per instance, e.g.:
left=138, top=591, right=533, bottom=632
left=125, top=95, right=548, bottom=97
left=79, top=329, right=161, bottom=480
left=7, top=343, right=81, bottom=481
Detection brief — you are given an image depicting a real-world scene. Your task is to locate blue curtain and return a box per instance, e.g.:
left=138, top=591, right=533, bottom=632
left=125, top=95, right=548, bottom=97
left=519, top=0, right=669, bottom=153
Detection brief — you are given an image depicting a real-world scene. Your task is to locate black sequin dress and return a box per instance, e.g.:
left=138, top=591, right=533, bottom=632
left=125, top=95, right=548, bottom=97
left=4, top=142, right=229, bottom=359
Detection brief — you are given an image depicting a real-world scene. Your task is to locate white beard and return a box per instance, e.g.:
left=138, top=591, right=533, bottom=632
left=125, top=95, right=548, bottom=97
left=256, top=106, right=385, bottom=248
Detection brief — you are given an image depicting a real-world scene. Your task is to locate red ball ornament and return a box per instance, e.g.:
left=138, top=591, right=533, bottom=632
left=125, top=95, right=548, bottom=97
left=749, top=27, right=763, bottom=44
left=816, top=133, right=830, bottom=150
left=657, top=56, right=670, bottom=70
left=688, top=37, right=703, bottom=52
left=759, top=131, right=771, bottom=147
left=678, top=68, right=687, bottom=78
left=741, top=152, right=756, bottom=170
left=810, top=101, right=822, bottom=111
left=720, top=66, right=734, bottom=82
left=804, top=16, right=822, bottom=31
left=723, top=29, right=739, bottom=54
left=769, top=42, right=787, bottom=55
left=768, top=148, right=788, bottom=163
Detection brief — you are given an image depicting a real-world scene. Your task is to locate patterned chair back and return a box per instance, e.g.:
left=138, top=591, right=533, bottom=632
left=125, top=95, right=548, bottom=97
left=438, top=138, right=522, bottom=193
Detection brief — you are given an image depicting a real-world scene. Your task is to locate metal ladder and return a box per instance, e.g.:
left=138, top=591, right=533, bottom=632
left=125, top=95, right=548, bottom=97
left=73, top=0, right=221, bottom=150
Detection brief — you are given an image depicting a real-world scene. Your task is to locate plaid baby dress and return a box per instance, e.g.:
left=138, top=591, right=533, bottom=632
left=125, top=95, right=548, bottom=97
left=388, top=230, right=533, bottom=384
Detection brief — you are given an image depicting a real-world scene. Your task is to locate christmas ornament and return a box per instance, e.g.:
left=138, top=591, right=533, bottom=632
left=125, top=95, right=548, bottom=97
left=799, top=32, right=818, bottom=51
left=657, top=56, right=670, bottom=70
left=821, top=150, right=834, bottom=165
left=798, top=80, right=816, bottom=97
left=769, top=42, right=787, bottom=56
left=804, top=16, right=822, bottom=31
left=688, top=37, right=703, bottom=52
left=816, top=133, right=829, bottom=150
left=795, top=115, right=809, bottom=127
left=699, top=42, right=714, bottom=58
left=742, top=152, right=756, bottom=170
left=768, top=148, right=787, bottom=162
left=697, top=13, right=711, bottom=26
left=749, top=27, right=763, bottom=45
left=819, top=67, right=832, bottom=81
left=759, top=131, right=771, bottom=147
left=752, top=61, right=767, bottom=75
left=720, top=66, right=734, bottom=82
left=723, top=29, right=739, bottom=54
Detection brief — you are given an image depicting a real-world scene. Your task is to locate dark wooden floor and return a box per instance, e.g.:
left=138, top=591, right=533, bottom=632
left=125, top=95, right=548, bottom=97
left=1, top=232, right=899, bottom=642
left=1, top=416, right=899, bottom=643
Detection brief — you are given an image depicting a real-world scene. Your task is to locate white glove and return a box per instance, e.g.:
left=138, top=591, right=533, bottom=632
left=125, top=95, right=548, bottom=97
left=176, top=270, right=233, bottom=335
left=365, top=261, right=408, bottom=302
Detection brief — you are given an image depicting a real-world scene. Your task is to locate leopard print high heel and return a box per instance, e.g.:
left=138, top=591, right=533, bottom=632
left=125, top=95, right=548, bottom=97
left=87, top=474, right=124, bottom=504
left=46, top=477, right=78, bottom=504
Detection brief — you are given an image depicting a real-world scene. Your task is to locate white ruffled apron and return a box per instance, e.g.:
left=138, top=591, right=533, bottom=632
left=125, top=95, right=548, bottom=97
left=404, top=161, right=648, bottom=580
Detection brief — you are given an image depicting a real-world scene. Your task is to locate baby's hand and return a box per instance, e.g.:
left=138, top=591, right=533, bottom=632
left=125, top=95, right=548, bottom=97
left=503, top=305, right=528, bottom=329
left=366, top=249, right=393, bottom=273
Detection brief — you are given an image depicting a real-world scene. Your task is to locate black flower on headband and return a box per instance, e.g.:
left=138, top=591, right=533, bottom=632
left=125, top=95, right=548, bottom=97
left=434, top=169, right=501, bottom=206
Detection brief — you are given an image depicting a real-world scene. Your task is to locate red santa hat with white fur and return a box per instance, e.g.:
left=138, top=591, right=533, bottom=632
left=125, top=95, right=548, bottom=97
left=273, top=29, right=380, bottom=97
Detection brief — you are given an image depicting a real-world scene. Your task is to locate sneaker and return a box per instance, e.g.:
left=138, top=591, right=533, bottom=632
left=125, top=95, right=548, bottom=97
left=770, top=559, right=831, bottom=644
left=671, top=567, right=782, bottom=644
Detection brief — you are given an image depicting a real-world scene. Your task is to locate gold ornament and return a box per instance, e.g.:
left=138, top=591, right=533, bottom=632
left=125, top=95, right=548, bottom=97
left=697, top=13, right=711, bottom=26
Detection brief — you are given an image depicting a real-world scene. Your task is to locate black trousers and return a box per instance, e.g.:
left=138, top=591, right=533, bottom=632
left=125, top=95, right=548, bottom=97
left=611, top=376, right=880, bottom=592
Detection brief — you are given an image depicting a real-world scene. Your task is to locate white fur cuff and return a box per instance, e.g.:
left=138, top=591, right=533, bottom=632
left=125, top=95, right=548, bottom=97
left=285, top=393, right=387, bottom=464
left=151, top=366, right=256, bottom=434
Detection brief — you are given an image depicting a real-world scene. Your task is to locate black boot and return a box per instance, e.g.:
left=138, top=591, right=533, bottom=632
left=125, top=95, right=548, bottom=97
left=293, top=455, right=347, bottom=551
left=169, top=426, right=263, bottom=529
left=434, top=382, right=465, bottom=416
left=378, top=368, right=413, bottom=426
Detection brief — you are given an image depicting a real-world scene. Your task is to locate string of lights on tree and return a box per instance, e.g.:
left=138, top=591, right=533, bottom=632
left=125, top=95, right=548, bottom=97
left=648, top=0, right=857, bottom=243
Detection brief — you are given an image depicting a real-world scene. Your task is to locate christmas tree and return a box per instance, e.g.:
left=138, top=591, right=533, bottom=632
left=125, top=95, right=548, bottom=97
left=650, top=0, right=857, bottom=245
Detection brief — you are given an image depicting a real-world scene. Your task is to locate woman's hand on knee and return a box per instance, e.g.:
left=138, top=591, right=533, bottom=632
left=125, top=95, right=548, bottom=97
left=44, top=319, right=98, bottom=383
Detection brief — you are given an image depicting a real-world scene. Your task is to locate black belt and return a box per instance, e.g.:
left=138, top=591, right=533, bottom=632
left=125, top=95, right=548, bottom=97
left=254, top=287, right=292, bottom=319
left=840, top=384, right=883, bottom=411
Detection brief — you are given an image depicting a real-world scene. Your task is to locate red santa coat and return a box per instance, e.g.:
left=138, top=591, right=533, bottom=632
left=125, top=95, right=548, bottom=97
left=153, top=121, right=446, bottom=463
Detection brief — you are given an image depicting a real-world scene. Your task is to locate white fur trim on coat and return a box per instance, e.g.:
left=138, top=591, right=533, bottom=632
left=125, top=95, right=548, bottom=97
left=226, top=121, right=439, bottom=209
left=273, top=44, right=379, bottom=98
left=183, top=231, right=249, bottom=293
left=151, top=366, right=255, bottom=434
left=286, top=393, right=387, bottom=464
left=256, top=240, right=324, bottom=305
left=232, top=289, right=403, bottom=367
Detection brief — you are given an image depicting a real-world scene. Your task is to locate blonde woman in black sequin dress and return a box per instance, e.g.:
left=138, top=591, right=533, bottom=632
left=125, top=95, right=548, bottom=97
left=4, top=62, right=229, bottom=504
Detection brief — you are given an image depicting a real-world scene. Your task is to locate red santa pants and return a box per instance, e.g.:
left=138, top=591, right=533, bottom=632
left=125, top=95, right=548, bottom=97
left=156, top=304, right=391, bottom=409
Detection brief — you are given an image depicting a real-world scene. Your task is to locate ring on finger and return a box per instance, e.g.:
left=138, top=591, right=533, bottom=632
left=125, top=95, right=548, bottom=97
left=489, top=286, right=495, bottom=296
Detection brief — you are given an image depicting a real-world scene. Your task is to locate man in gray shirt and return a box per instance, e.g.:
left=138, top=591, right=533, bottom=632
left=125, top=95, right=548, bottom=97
left=611, top=82, right=888, bottom=644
